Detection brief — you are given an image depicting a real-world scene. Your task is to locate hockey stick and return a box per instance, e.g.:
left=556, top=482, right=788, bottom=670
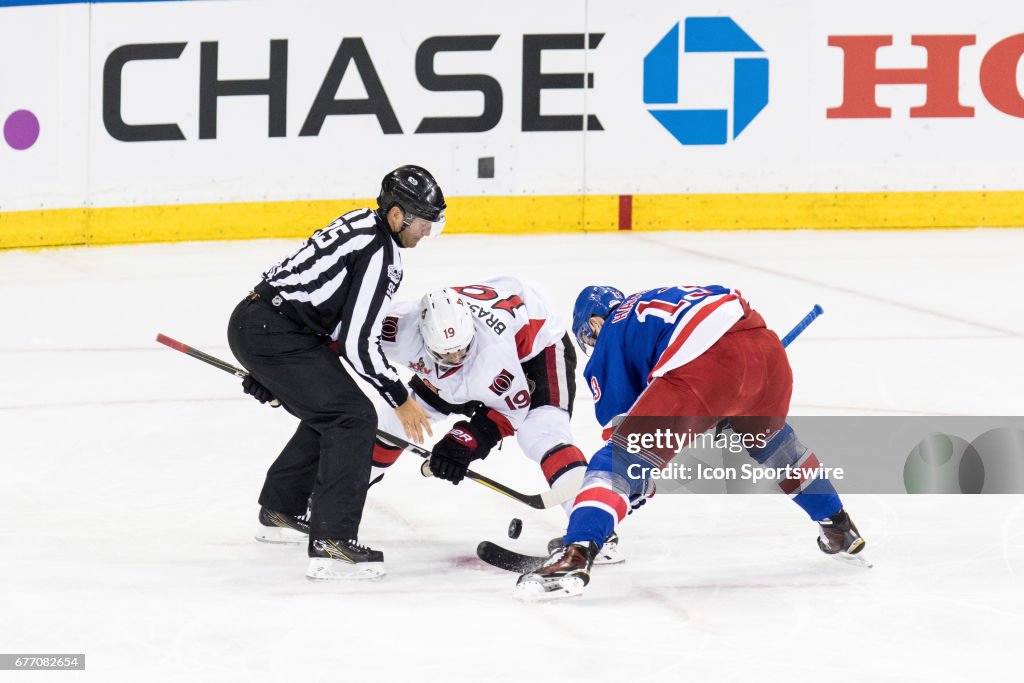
left=155, top=333, right=280, bottom=407
left=155, top=333, right=568, bottom=509
left=156, top=333, right=248, bottom=377
left=781, top=304, right=823, bottom=348
left=374, top=430, right=575, bottom=510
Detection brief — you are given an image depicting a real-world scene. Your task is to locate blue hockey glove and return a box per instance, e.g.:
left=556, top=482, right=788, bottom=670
left=628, top=479, right=656, bottom=515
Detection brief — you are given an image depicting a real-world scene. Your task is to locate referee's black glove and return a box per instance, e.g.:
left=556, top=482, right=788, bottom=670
left=242, top=375, right=278, bottom=407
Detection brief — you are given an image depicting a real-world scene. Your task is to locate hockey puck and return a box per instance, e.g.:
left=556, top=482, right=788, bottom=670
left=507, top=518, right=523, bottom=539
left=420, top=460, right=433, bottom=478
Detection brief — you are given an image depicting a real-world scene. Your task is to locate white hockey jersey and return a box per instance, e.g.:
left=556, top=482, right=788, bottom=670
left=380, top=276, right=565, bottom=433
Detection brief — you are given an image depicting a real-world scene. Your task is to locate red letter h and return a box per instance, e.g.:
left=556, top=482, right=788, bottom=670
left=828, top=35, right=976, bottom=118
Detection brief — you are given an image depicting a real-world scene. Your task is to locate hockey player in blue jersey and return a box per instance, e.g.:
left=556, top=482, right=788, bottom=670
left=515, top=284, right=868, bottom=599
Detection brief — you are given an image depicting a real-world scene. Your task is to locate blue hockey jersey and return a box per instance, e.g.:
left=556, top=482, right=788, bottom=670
left=584, top=285, right=748, bottom=428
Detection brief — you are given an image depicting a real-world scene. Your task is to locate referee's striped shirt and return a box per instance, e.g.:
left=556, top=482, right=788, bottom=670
left=254, top=208, right=408, bottom=407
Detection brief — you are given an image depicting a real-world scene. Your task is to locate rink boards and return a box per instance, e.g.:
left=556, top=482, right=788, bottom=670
left=3, top=0, right=1024, bottom=247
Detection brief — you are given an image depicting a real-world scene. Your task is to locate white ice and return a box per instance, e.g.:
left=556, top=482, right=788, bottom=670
left=2, top=229, right=1023, bottom=682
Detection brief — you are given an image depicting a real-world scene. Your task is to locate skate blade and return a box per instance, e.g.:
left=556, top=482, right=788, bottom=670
left=832, top=551, right=873, bottom=569
left=305, top=558, right=386, bottom=581
left=593, top=546, right=626, bottom=566
left=513, top=575, right=586, bottom=601
left=255, top=526, right=306, bottom=545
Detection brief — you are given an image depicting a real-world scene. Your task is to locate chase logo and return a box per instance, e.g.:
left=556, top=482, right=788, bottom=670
left=643, top=17, right=768, bottom=145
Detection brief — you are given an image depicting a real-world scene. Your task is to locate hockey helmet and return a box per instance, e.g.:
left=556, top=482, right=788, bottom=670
left=419, top=288, right=474, bottom=369
left=377, top=165, right=447, bottom=236
left=572, top=285, right=624, bottom=352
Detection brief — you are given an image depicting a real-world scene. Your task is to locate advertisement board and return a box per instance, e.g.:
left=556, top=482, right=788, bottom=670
left=2, top=0, right=1024, bottom=247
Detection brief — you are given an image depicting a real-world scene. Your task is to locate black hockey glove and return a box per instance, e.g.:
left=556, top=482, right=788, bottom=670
left=429, top=422, right=484, bottom=485
left=428, top=426, right=475, bottom=484
left=429, top=412, right=504, bottom=485
left=241, top=375, right=278, bottom=406
left=423, top=419, right=487, bottom=483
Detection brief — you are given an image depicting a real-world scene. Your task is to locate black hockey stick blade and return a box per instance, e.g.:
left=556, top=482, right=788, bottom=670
left=476, top=541, right=547, bottom=573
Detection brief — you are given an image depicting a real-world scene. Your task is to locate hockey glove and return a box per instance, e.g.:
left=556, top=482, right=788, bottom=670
left=429, top=408, right=511, bottom=484
left=429, top=423, right=478, bottom=484
left=242, top=375, right=278, bottom=406
left=628, top=478, right=656, bottom=515
left=429, top=413, right=502, bottom=485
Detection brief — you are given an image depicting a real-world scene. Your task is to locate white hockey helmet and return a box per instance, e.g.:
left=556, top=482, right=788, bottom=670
left=419, top=288, right=474, bottom=368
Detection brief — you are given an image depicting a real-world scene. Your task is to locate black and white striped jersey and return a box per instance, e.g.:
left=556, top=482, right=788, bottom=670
left=255, top=208, right=408, bottom=407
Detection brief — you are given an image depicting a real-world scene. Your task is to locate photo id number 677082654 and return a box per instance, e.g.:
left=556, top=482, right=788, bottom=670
left=0, top=654, right=85, bottom=670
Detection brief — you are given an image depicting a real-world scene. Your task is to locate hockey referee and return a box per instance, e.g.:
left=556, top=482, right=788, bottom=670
left=227, top=165, right=446, bottom=581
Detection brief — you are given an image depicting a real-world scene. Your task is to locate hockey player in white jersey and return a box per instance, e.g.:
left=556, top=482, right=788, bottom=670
left=372, top=279, right=578, bottom=494
left=371, top=278, right=622, bottom=563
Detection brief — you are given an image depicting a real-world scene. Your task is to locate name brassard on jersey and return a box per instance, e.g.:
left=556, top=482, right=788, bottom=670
left=465, top=301, right=509, bottom=335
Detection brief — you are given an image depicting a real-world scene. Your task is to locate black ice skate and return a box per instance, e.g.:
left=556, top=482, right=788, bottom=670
left=306, top=538, right=385, bottom=581
left=817, top=509, right=872, bottom=568
left=548, top=531, right=624, bottom=565
left=255, top=506, right=309, bottom=545
left=514, top=541, right=598, bottom=600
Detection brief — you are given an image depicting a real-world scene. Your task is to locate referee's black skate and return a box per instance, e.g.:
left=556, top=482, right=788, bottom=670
left=514, top=541, right=598, bottom=600
left=255, top=506, right=309, bottom=545
left=306, top=538, right=385, bottom=580
left=817, top=509, right=872, bottom=568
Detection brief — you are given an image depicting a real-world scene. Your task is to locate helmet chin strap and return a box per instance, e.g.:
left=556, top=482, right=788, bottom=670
left=397, top=212, right=431, bottom=241
left=386, top=208, right=415, bottom=247
left=434, top=360, right=459, bottom=374
left=383, top=205, right=410, bottom=233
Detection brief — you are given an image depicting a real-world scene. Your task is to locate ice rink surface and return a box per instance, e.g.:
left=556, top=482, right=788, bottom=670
left=2, top=228, right=1023, bottom=682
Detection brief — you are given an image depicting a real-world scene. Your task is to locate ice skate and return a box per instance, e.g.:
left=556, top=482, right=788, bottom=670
left=255, top=506, right=309, bottom=545
left=305, top=538, right=385, bottom=580
left=548, top=531, right=624, bottom=565
left=514, top=541, right=598, bottom=600
left=817, top=509, right=872, bottom=568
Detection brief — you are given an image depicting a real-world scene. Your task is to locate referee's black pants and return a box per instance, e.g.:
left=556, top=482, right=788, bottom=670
left=227, top=296, right=375, bottom=546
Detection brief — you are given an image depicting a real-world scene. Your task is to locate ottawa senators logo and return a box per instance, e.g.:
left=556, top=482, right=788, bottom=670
left=381, top=316, right=398, bottom=343
left=489, top=369, right=515, bottom=396
left=409, top=357, right=430, bottom=375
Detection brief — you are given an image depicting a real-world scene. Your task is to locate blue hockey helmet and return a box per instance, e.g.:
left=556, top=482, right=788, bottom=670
left=572, top=285, right=625, bottom=352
